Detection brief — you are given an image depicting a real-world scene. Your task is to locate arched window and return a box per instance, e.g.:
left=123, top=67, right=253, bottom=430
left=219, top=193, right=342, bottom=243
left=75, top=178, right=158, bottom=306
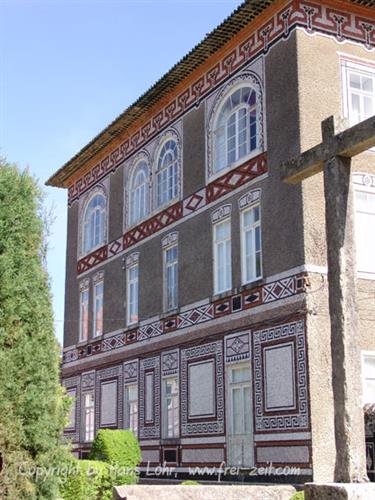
left=213, top=85, right=258, bottom=174
left=156, top=139, right=178, bottom=208
left=130, top=160, right=149, bottom=225
left=83, top=193, right=106, bottom=254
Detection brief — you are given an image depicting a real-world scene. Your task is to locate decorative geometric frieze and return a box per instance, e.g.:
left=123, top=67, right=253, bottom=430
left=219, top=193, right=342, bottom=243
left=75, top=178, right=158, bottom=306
left=81, top=370, right=95, bottom=390
left=123, top=202, right=183, bottom=250
left=79, top=278, right=90, bottom=291
left=211, top=204, right=231, bottom=223
left=253, top=319, right=309, bottom=433
left=139, top=356, right=161, bottom=439
left=181, top=341, right=224, bottom=436
left=177, top=304, right=214, bottom=329
left=161, top=231, right=178, bottom=249
left=353, top=172, right=375, bottom=189
left=125, top=252, right=140, bottom=268
left=183, top=189, right=206, bottom=216
left=124, top=359, right=138, bottom=384
left=67, top=1, right=374, bottom=205
left=161, top=350, right=179, bottom=377
left=238, top=188, right=261, bottom=210
left=206, top=153, right=267, bottom=203
left=93, top=271, right=104, bottom=284
left=63, top=272, right=309, bottom=365
left=138, top=321, right=163, bottom=341
left=101, top=333, right=126, bottom=352
left=77, top=245, right=108, bottom=274
left=225, top=332, right=251, bottom=364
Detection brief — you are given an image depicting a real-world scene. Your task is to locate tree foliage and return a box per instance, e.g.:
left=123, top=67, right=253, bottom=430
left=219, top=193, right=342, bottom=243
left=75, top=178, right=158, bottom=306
left=0, top=160, right=70, bottom=498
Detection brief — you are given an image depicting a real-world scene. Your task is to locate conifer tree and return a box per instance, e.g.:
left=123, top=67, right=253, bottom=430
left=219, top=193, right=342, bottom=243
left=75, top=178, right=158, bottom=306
left=0, top=159, right=69, bottom=498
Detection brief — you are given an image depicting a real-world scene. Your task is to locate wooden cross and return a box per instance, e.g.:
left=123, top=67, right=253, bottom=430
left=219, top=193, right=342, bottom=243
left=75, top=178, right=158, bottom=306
left=282, top=115, right=375, bottom=483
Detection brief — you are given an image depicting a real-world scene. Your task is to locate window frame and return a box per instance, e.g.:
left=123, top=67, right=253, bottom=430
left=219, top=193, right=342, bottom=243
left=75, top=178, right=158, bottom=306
left=240, top=203, right=262, bottom=285
left=82, top=391, right=95, bottom=443
left=341, top=56, right=375, bottom=128
left=163, top=243, right=178, bottom=312
left=162, top=376, right=179, bottom=439
left=126, top=262, right=139, bottom=326
left=79, top=287, right=89, bottom=343
left=353, top=179, right=375, bottom=278
left=155, top=136, right=180, bottom=210
left=82, top=191, right=107, bottom=256
left=362, top=351, right=375, bottom=405
left=213, top=217, right=232, bottom=295
left=93, top=280, right=104, bottom=338
left=129, top=159, right=150, bottom=227
left=124, top=383, right=138, bottom=435
left=208, top=79, right=262, bottom=182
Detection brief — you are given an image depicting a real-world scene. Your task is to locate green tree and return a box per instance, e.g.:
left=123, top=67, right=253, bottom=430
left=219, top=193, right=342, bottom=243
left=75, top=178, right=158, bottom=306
left=0, top=159, right=70, bottom=498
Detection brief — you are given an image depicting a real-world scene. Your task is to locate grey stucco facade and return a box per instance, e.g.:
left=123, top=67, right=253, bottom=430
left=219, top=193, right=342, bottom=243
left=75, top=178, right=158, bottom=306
left=55, top=0, right=375, bottom=483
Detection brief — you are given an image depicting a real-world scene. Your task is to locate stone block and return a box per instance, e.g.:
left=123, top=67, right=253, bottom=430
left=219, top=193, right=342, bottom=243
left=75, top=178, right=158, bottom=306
left=304, top=482, right=375, bottom=499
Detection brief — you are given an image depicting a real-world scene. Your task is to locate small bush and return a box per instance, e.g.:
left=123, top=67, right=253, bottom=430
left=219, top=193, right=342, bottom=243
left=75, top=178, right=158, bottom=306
left=290, top=492, right=304, bottom=500
left=181, top=480, right=200, bottom=485
left=89, top=429, right=141, bottom=485
left=59, top=459, right=112, bottom=500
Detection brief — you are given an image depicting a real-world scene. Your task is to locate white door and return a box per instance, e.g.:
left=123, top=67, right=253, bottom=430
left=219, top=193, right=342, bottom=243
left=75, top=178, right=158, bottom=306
left=227, top=363, right=254, bottom=467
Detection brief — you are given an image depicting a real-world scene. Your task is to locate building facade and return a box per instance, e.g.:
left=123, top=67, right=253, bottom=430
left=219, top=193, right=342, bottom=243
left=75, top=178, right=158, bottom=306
left=48, top=0, right=375, bottom=483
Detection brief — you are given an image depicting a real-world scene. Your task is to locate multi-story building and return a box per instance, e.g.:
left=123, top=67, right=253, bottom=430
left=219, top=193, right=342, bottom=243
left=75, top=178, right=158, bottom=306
left=48, top=0, right=375, bottom=483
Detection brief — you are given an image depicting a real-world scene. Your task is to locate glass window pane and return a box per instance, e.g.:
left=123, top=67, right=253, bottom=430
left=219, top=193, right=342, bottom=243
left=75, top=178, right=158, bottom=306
left=232, top=387, right=242, bottom=434
left=349, top=72, right=361, bottom=89
left=232, top=366, right=250, bottom=383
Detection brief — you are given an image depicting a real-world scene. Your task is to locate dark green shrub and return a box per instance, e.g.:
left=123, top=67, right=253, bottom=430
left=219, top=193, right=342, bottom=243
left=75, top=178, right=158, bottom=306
left=59, top=459, right=112, bottom=500
left=290, top=492, right=304, bottom=500
left=89, top=429, right=141, bottom=485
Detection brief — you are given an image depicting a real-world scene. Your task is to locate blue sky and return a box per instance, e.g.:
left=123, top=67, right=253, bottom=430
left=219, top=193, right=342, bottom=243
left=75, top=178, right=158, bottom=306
left=0, top=0, right=241, bottom=345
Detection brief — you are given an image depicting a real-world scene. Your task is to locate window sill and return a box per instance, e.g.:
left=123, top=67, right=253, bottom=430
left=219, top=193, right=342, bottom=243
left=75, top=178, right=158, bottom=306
left=79, top=241, right=107, bottom=260
left=212, top=289, right=233, bottom=302
left=208, top=148, right=263, bottom=184
left=357, top=272, right=375, bottom=281
left=239, top=277, right=264, bottom=291
left=160, top=308, right=179, bottom=320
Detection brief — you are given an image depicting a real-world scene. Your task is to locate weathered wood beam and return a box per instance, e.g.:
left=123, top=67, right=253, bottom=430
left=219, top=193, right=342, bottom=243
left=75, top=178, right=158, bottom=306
left=281, top=115, right=375, bottom=184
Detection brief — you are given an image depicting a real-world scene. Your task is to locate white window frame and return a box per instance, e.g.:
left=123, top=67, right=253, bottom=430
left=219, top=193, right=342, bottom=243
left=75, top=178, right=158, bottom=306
left=156, top=138, right=179, bottom=209
left=213, top=218, right=232, bottom=295
left=164, top=244, right=178, bottom=312
left=240, top=203, right=262, bottom=284
left=362, top=351, right=375, bottom=405
left=83, top=392, right=95, bottom=442
left=162, top=376, right=179, bottom=438
left=79, top=288, right=89, bottom=342
left=129, top=160, right=149, bottom=227
left=341, top=56, right=375, bottom=128
left=124, top=383, right=138, bottom=435
left=82, top=192, right=107, bottom=255
left=354, top=181, right=375, bottom=278
left=93, top=280, right=104, bottom=338
left=126, top=263, right=139, bottom=326
left=209, top=81, right=262, bottom=181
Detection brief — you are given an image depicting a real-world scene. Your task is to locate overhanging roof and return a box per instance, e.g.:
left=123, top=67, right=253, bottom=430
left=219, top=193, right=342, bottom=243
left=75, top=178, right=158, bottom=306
left=46, top=0, right=374, bottom=188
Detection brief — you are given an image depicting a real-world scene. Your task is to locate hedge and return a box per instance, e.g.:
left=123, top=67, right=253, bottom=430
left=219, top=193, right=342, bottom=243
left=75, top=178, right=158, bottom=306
left=89, top=429, right=141, bottom=485
left=59, top=460, right=112, bottom=500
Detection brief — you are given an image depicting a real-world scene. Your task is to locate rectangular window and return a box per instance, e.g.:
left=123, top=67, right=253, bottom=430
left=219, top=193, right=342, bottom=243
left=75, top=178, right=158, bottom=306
left=79, top=289, right=89, bottom=342
left=241, top=205, right=262, bottom=284
left=65, top=389, right=76, bottom=429
left=164, top=245, right=178, bottom=311
left=342, top=60, right=375, bottom=126
left=93, top=281, right=103, bottom=337
left=84, top=392, right=95, bottom=442
left=363, top=354, right=375, bottom=404
left=213, top=219, right=232, bottom=294
left=127, top=264, right=139, bottom=325
left=163, top=377, right=179, bottom=438
left=355, top=189, right=375, bottom=275
left=125, top=384, right=138, bottom=435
